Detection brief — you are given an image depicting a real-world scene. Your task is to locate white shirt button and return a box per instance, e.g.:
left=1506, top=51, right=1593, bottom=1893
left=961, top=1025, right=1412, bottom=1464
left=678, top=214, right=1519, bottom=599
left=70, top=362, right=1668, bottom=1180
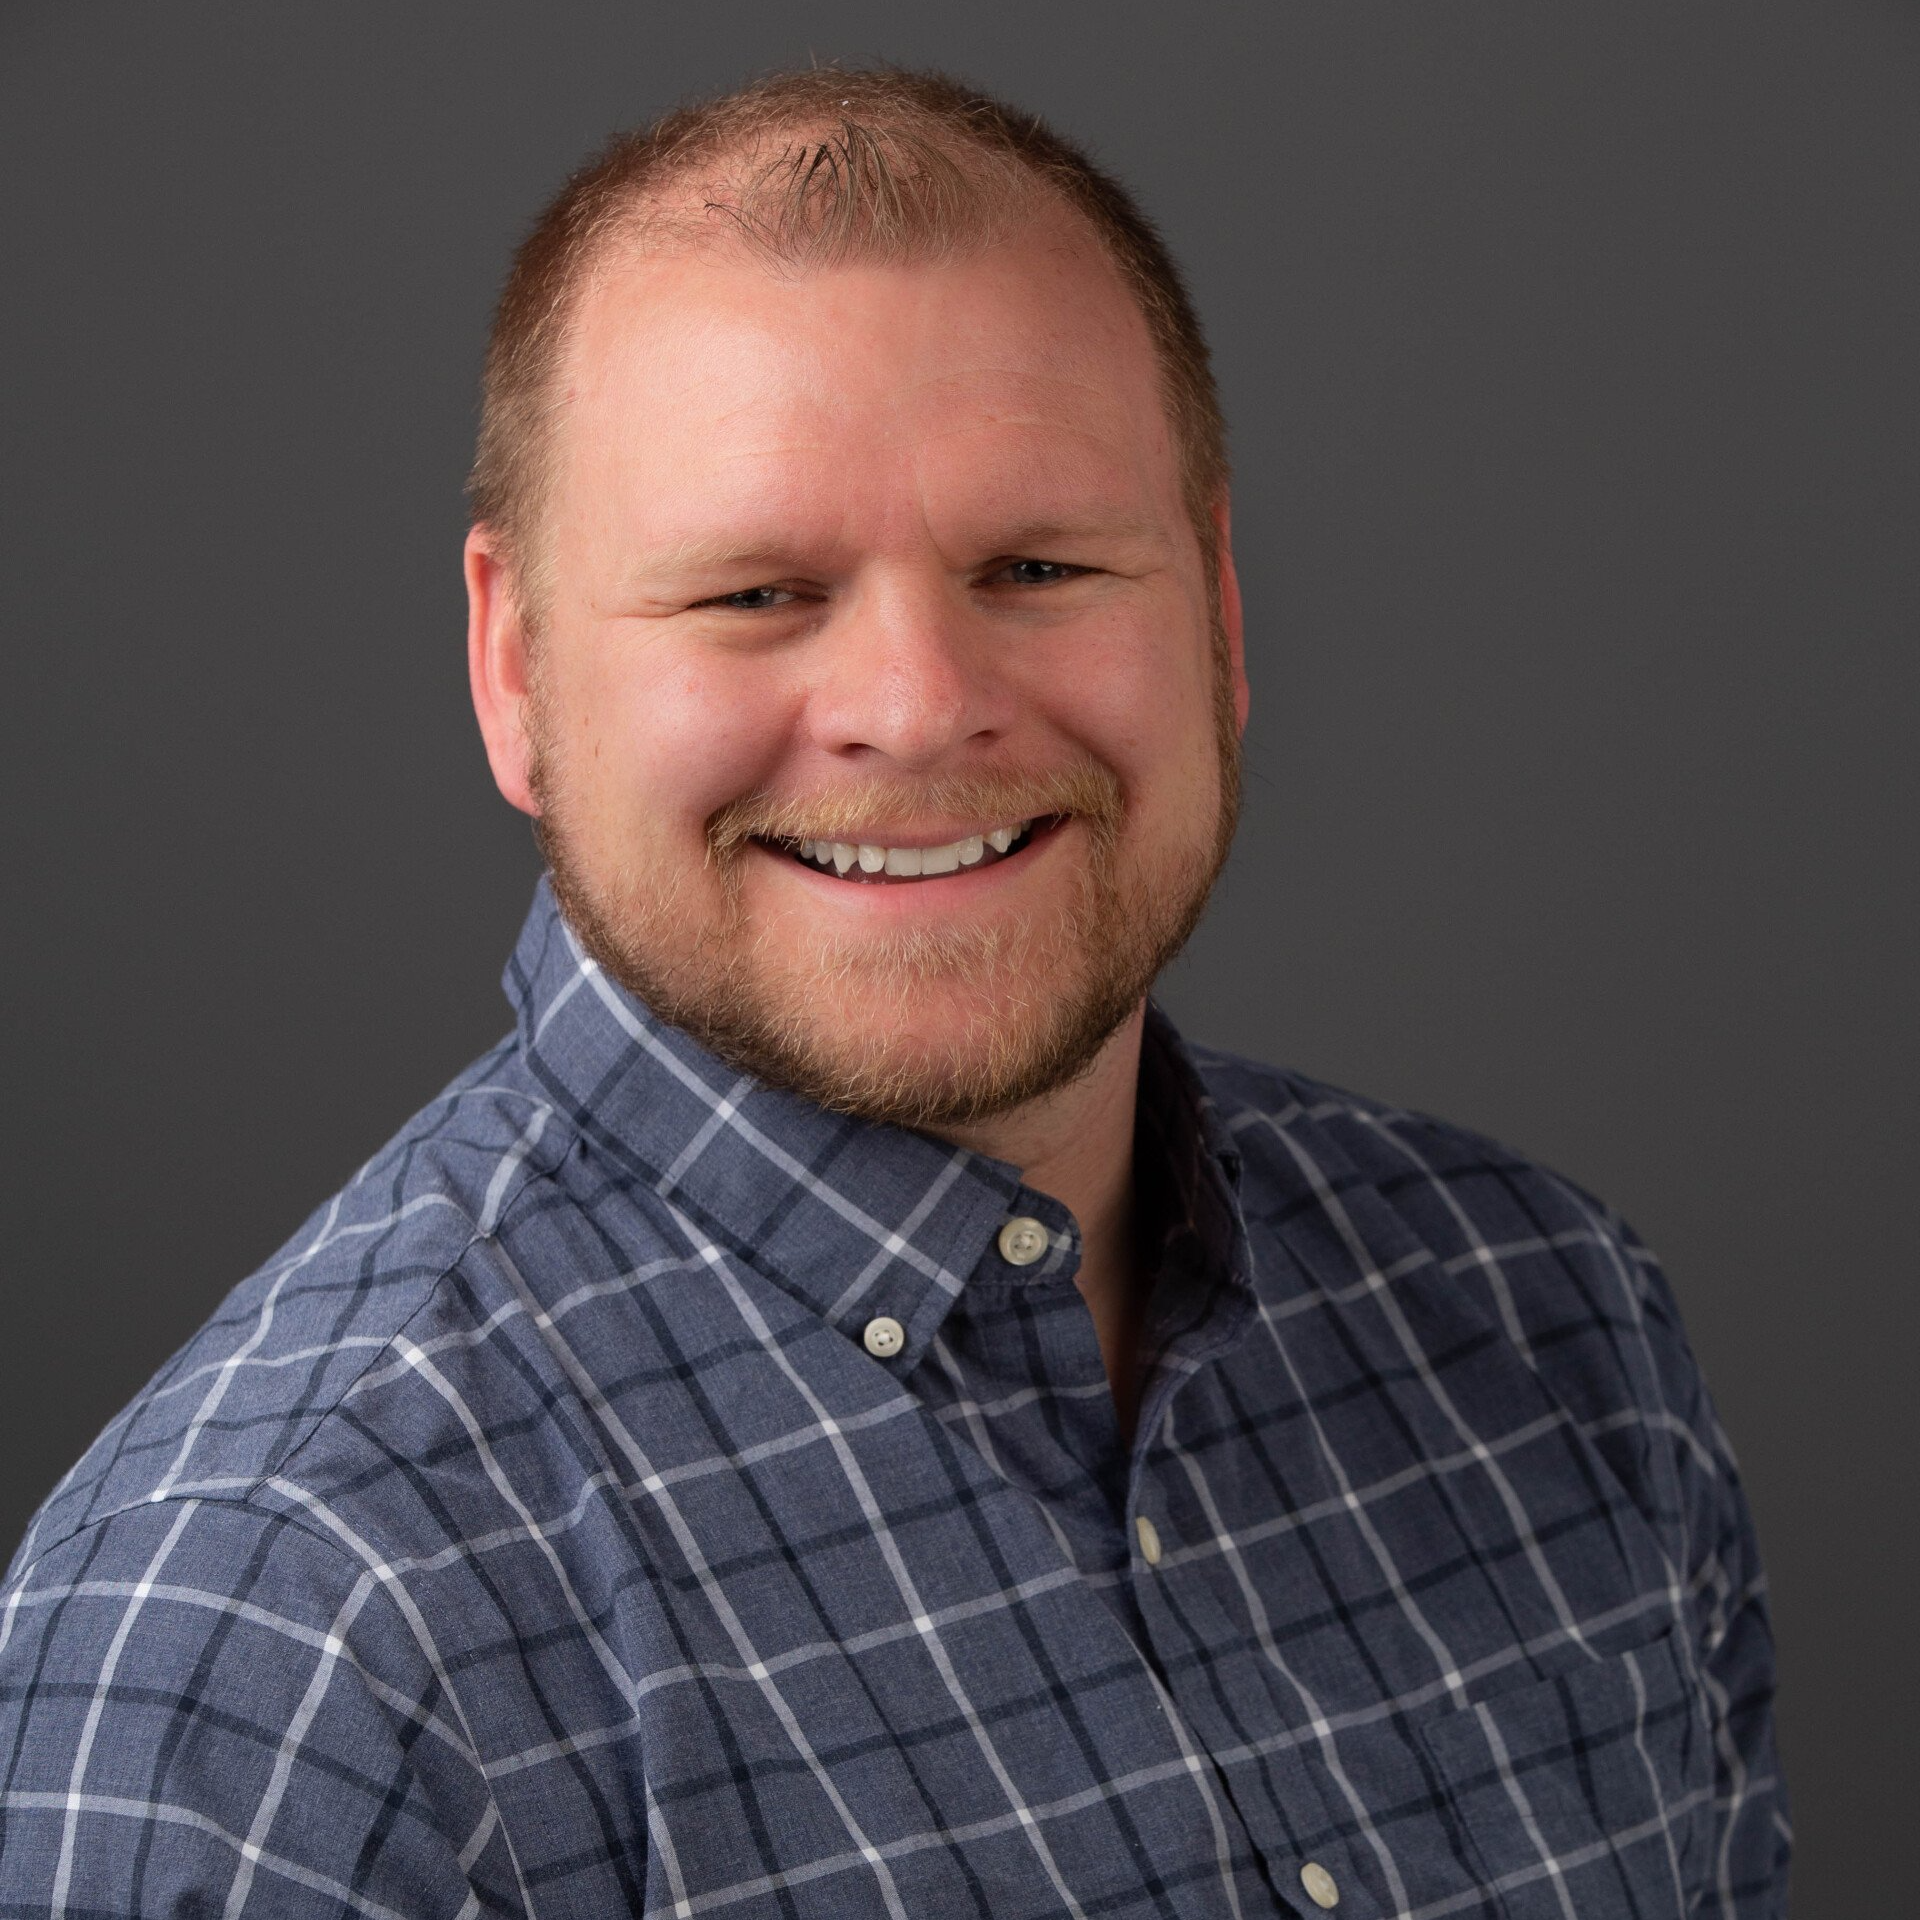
left=1134, top=1514, right=1163, bottom=1566
left=1300, top=1861, right=1339, bottom=1908
left=861, top=1316, right=905, bottom=1359
left=997, top=1216, right=1050, bottom=1266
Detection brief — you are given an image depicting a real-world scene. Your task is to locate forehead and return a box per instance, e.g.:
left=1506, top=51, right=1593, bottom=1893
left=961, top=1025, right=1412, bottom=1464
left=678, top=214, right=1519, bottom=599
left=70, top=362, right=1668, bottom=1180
left=550, top=215, right=1181, bottom=541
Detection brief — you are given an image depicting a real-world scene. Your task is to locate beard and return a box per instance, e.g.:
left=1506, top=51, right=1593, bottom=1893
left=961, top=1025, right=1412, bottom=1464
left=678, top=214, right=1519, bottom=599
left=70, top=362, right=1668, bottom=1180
left=532, top=639, right=1241, bottom=1131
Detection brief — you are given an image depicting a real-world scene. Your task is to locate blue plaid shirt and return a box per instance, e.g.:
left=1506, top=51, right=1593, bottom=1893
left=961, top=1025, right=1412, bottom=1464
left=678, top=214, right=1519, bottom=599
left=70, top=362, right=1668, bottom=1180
left=0, top=882, right=1786, bottom=1917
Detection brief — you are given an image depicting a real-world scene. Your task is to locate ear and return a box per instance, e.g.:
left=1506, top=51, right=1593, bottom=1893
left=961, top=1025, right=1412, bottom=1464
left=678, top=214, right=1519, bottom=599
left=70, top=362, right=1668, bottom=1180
left=465, top=526, right=540, bottom=817
left=1211, top=493, right=1250, bottom=735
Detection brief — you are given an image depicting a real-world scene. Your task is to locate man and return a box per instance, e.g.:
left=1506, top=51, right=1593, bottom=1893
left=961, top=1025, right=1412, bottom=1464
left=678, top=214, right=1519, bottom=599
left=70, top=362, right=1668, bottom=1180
left=0, top=67, right=1785, bottom=1918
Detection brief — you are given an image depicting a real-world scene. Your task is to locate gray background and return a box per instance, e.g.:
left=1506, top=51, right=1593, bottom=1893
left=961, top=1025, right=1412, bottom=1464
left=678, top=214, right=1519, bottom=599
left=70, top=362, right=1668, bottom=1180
left=3, top=0, right=1913, bottom=1905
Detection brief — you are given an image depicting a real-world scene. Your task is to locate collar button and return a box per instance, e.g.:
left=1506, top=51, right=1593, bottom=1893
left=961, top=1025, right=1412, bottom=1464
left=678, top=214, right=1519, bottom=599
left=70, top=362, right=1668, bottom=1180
left=997, top=1216, right=1050, bottom=1266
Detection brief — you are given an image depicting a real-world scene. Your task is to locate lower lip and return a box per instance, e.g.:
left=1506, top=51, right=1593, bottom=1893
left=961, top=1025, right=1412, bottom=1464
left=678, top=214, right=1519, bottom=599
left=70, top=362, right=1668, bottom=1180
left=757, top=818, right=1069, bottom=909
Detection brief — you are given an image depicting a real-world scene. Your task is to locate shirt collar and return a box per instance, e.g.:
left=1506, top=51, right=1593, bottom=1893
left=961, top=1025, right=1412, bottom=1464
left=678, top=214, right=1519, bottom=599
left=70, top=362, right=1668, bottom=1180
left=504, top=879, right=1248, bottom=1369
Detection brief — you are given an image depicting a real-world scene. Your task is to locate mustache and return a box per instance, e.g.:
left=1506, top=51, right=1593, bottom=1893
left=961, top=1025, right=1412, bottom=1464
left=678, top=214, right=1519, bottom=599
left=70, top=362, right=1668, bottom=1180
left=707, top=760, right=1125, bottom=859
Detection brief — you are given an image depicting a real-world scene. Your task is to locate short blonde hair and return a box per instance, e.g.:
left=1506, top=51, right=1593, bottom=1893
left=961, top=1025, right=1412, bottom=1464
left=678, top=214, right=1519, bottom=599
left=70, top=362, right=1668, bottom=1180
left=467, top=65, right=1229, bottom=620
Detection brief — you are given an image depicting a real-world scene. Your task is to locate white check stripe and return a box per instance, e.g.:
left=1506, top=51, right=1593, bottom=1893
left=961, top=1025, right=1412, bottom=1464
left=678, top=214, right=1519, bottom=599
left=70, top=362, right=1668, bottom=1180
left=483, top=1566, right=1088, bottom=1782
left=826, top=1146, right=971, bottom=1321
left=9, top=1790, right=423, bottom=1920
left=219, top=1572, right=379, bottom=1918
left=656, top=1074, right=754, bottom=1188
left=646, top=1750, right=1247, bottom=1917
left=1622, top=1644, right=1692, bottom=1912
left=1701, top=1650, right=1757, bottom=1915
left=1471, top=1699, right=1581, bottom=1920
left=1134, top=1658, right=1250, bottom=1920
left=343, top=1250, right=710, bottom=1400
left=49, top=1498, right=199, bottom=1917
left=643, top=1779, right=695, bottom=1918
left=1396, top=1784, right=1720, bottom=1920
left=477, top=1104, right=552, bottom=1234
left=1204, top=1588, right=1684, bottom=1776
left=926, top=1333, right=1086, bottom=1570
left=456, top=1799, right=501, bottom=1873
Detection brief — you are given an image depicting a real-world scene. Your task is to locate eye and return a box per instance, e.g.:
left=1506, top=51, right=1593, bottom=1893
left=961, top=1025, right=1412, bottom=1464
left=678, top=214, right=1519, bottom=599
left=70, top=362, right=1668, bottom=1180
left=991, top=558, right=1090, bottom=588
left=696, top=585, right=801, bottom=611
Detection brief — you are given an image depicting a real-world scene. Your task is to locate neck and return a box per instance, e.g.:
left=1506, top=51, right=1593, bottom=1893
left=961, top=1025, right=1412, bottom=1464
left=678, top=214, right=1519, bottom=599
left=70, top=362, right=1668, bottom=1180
left=931, top=1003, right=1149, bottom=1439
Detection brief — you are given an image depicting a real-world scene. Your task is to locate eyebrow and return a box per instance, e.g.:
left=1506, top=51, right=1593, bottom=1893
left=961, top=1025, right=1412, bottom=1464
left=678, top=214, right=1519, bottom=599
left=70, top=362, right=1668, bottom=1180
left=631, top=533, right=806, bottom=580
left=631, top=514, right=1170, bottom=584
left=978, top=515, right=1170, bottom=555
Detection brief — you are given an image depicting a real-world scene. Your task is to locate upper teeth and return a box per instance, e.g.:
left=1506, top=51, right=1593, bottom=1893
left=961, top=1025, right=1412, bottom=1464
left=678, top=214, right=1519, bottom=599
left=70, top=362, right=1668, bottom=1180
left=796, top=821, right=1029, bottom=876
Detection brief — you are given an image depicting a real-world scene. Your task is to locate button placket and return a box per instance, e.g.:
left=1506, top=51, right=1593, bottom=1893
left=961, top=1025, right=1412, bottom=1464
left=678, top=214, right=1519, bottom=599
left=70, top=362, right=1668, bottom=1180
left=1124, top=1422, right=1368, bottom=1916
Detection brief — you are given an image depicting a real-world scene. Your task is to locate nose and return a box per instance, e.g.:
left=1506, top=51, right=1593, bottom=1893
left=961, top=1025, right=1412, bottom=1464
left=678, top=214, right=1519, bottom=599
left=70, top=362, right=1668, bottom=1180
left=804, top=579, right=1008, bottom=771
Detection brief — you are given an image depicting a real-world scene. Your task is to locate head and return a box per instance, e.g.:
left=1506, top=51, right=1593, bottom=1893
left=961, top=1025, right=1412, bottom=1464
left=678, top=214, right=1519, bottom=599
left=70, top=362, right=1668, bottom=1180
left=466, top=67, right=1248, bottom=1129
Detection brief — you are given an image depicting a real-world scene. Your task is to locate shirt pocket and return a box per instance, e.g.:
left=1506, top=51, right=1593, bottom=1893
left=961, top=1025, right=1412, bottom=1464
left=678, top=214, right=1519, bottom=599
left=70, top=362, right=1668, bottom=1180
left=1415, top=1628, right=1714, bottom=1920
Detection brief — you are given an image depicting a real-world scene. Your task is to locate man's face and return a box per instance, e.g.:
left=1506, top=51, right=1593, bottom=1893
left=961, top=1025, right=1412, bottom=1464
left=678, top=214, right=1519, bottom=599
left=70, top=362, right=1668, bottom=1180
left=472, top=211, right=1247, bottom=1127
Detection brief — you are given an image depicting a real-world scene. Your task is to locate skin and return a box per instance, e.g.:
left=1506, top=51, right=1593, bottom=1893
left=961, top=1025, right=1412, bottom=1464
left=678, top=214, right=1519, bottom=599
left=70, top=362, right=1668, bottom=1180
left=467, top=206, right=1248, bottom=1440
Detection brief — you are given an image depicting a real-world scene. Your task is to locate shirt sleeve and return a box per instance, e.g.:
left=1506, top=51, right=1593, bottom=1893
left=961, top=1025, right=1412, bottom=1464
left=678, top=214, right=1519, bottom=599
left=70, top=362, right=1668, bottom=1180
left=0, top=1496, right=514, bottom=1918
left=1628, top=1228, right=1793, bottom=1918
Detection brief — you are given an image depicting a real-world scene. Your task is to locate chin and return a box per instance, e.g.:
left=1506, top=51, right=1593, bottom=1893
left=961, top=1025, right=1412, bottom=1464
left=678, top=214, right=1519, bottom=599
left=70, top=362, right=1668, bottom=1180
left=728, top=1022, right=1116, bottom=1130
left=682, top=950, right=1142, bottom=1130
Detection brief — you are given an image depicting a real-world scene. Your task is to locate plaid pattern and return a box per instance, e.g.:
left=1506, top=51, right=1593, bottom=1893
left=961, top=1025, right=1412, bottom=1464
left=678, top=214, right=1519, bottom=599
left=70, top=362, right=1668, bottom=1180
left=0, top=881, right=1787, bottom=1917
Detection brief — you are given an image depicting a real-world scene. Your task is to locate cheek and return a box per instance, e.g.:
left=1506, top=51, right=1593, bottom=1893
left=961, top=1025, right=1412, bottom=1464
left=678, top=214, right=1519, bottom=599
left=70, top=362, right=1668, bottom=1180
left=559, top=645, right=796, bottom=831
left=1037, top=609, right=1218, bottom=792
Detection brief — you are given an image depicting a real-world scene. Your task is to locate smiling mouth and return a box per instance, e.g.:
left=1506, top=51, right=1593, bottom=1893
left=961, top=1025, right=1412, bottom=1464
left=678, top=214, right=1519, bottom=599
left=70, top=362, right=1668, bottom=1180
left=760, top=817, right=1053, bottom=883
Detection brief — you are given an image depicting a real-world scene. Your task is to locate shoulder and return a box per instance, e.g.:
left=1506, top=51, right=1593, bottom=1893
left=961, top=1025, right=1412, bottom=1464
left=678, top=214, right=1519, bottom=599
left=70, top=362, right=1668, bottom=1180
left=1188, top=1041, right=1629, bottom=1241
left=9, top=1037, right=585, bottom=1576
left=1184, top=1041, right=1694, bottom=1411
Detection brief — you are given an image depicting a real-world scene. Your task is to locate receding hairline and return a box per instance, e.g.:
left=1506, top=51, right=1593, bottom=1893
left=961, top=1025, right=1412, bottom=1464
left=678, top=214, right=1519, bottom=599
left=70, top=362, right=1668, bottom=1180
left=555, top=172, right=1147, bottom=395
left=641, top=116, right=1048, bottom=262
left=555, top=143, right=1082, bottom=368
